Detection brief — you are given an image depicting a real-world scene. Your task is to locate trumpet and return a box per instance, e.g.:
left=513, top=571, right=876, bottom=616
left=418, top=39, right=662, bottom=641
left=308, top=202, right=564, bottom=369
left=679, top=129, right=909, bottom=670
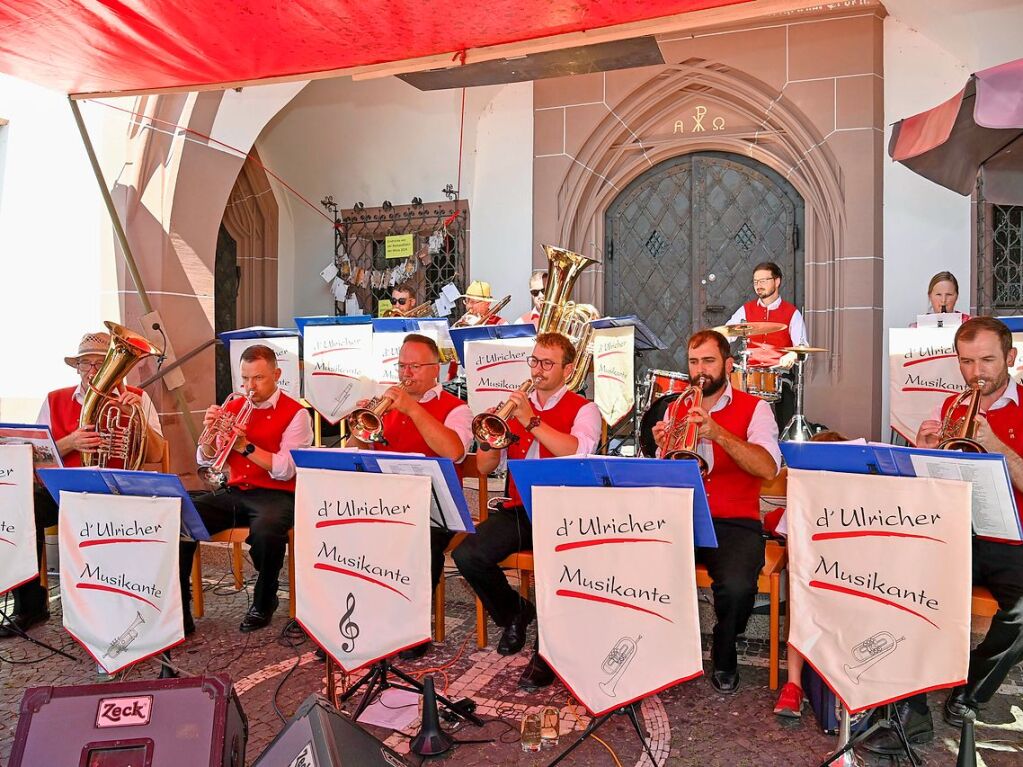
left=938, top=380, right=986, bottom=453
left=472, top=377, right=540, bottom=450
left=103, top=611, right=145, bottom=659
left=599, top=635, right=640, bottom=697
left=198, top=390, right=255, bottom=488
left=843, top=631, right=904, bottom=684
left=346, top=380, right=409, bottom=445
left=657, top=376, right=709, bottom=474
left=452, top=295, right=511, bottom=327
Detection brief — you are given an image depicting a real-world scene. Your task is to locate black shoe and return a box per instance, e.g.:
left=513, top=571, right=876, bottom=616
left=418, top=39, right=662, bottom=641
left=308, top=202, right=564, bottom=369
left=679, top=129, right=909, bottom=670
left=183, top=612, right=195, bottom=637
left=519, top=652, right=556, bottom=690
left=497, top=603, right=536, bottom=655
left=710, top=669, right=740, bottom=694
left=399, top=642, right=431, bottom=661
left=0, top=609, right=50, bottom=638
left=314, top=647, right=326, bottom=660
left=862, top=703, right=934, bottom=756
left=943, top=686, right=978, bottom=728
left=239, top=596, right=279, bottom=633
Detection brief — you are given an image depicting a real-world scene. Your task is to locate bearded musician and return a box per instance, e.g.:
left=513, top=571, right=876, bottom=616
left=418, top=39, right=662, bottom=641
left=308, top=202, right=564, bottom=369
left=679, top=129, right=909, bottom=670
left=652, top=329, right=781, bottom=694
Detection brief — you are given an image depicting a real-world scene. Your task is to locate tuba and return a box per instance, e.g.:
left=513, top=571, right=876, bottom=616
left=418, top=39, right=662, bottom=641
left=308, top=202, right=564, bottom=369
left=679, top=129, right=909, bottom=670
left=197, top=390, right=256, bottom=488
left=471, top=245, right=599, bottom=449
left=656, top=376, right=709, bottom=474
left=346, top=380, right=409, bottom=445
left=937, top=380, right=986, bottom=452
left=452, top=294, right=512, bottom=328
left=80, top=321, right=162, bottom=470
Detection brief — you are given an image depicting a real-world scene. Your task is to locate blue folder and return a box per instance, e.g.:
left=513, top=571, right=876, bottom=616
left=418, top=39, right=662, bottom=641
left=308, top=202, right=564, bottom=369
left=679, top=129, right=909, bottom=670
left=507, top=457, right=717, bottom=548
left=589, top=315, right=667, bottom=352
left=996, top=315, right=1023, bottom=333
left=217, top=326, right=300, bottom=343
left=37, top=468, right=210, bottom=541
left=291, top=448, right=474, bottom=533
left=448, top=322, right=536, bottom=366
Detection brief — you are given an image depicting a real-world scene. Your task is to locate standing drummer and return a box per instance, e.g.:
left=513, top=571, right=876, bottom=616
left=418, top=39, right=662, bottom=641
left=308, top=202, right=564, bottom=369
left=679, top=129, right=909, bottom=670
left=725, top=262, right=808, bottom=431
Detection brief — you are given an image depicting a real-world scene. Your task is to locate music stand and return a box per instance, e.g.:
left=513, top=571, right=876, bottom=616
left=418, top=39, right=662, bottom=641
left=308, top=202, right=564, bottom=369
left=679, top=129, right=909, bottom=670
left=290, top=450, right=483, bottom=726
left=588, top=316, right=667, bottom=455
left=448, top=322, right=536, bottom=367
left=508, top=457, right=715, bottom=765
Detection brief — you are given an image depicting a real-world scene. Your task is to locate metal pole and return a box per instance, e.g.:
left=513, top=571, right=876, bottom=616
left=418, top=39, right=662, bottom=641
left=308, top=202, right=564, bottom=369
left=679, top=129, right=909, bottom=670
left=68, top=98, right=199, bottom=444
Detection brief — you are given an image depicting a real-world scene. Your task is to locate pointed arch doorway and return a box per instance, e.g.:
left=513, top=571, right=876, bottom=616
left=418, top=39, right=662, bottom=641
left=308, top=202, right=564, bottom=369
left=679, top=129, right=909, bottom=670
left=604, top=151, right=804, bottom=374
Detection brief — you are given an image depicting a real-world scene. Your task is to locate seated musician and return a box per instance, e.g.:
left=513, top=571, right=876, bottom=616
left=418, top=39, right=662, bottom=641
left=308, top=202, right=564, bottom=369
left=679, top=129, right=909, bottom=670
left=652, top=329, right=781, bottom=694
left=453, top=332, right=602, bottom=689
left=862, top=316, right=1023, bottom=755
left=462, top=280, right=507, bottom=326
left=908, top=270, right=970, bottom=327
left=0, top=331, right=165, bottom=638
left=348, top=333, right=472, bottom=660
left=181, top=344, right=313, bottom=634
left=389, top=282, right=420, bottom=317
left=515, top=270, right=547, bottom=327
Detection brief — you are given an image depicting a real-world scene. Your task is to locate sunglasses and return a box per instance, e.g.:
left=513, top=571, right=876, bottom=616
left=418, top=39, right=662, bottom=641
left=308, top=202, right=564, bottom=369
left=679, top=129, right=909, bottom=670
left=530, top=289, right=544, bottom=297
left=390, top=297, right=409, bottom=305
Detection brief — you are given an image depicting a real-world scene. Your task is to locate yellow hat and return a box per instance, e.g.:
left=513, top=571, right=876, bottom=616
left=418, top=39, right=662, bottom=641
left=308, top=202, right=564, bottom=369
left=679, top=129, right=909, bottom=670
left=461, top=280, right=497, bottom=301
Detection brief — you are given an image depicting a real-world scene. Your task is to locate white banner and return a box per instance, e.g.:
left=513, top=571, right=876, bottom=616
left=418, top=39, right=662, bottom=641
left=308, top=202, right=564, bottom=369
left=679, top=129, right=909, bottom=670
left=888, top=328, right=963, bottom=442
left=592, top=326, right=634, bottom=426
left=465, top=337, right=535, bottom=415
left=533, top=486, right=702, bottom=716
left=0, top=445, right=38, bottom=595
left=294, top=468, right=433, bottom=671
left=59, top=492, right=184, bottom=674
left=786, top=469, right=972, bottom=713
left=230, top=335, right=301, bottom=398
left=303, top=324, right=376, bottom=424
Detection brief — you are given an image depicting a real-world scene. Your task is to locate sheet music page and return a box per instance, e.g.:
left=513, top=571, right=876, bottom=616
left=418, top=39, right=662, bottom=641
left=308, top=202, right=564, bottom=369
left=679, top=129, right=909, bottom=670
left=374, top=458, right=464, bottom=532
left=908, top=453, right=1021, bottom=541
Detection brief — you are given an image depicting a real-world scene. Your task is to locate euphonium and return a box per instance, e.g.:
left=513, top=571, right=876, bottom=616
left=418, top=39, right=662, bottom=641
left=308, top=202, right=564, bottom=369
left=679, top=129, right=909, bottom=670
left=843, top=631, right=904, bottom=684
left=197, top=390, right=256, bottom=488
left=452, top=294, right=512, bottom=327
left=599, top=635, right=641, bottom=697
left=80, top=321, right=162, bottom=470
left=938, top=380, right=986, bottom=453
left=346, top=380, right=409, bottom=445
left=657, top=376, right=709, bottom=474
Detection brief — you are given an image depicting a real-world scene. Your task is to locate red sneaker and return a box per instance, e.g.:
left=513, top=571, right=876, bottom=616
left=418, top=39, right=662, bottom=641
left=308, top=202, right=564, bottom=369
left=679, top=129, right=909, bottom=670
left=773, top=682, right=804, bottom=718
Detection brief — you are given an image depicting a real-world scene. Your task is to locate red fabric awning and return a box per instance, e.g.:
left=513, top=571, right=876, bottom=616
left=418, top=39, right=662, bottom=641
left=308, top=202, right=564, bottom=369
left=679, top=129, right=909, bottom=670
left=0, top=0, right=745, bottom=96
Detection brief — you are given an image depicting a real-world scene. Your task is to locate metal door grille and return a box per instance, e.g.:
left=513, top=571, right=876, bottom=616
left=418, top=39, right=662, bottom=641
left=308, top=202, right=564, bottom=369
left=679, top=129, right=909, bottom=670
left=976, top=196, right=1023, bottom=315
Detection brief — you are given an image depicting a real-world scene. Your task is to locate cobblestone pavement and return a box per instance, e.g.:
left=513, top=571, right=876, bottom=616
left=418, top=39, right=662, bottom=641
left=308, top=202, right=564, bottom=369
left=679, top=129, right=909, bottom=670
left=2, top=546, right=1021, bottom=766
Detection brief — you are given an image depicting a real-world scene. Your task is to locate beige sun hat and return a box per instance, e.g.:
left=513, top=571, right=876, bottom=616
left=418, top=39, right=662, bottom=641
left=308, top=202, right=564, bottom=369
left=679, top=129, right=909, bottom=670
left=64, top=332, right=110, bottom=367
left=461, top=280, right=499, bottom=302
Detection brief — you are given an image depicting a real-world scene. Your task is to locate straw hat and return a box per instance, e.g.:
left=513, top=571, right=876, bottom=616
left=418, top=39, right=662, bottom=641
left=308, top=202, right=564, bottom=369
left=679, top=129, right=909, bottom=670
left=461, top=280, right=498, bottom=302
left=64, top=332, right=110, bottom=367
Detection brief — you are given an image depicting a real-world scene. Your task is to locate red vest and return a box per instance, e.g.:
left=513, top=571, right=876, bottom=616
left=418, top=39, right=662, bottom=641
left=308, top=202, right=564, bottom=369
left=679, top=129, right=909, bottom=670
left=689, top=388, right=764, bottom=521
left=941, top=391, right=1023, bottom=537
left=743, top=299, right=797, bottom=349
left=224, top=391, right=305, bottom=492
left=504, top=390, right=589, bottom=507
left=47, top=384, right=144, bottom=469
left=374, top=390, right=468, bottom=480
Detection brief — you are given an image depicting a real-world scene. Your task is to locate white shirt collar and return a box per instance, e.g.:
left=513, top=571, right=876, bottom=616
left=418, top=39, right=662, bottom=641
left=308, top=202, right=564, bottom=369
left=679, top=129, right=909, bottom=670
left=530, top=384, right=569, bottom=411
left=706, top=381, right=734, bottom=414
left=757, top=295, right=783, bottom=310
left=418, top=384, right=444, bottom=403
left=251, top=387, right=282, bottom=410
left=988, top=378, right=1020, bottom=412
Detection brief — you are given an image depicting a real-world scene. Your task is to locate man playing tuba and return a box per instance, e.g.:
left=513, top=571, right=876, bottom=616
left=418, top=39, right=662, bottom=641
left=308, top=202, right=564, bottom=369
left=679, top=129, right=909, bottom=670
left=0, top=330, right=165, bottom=639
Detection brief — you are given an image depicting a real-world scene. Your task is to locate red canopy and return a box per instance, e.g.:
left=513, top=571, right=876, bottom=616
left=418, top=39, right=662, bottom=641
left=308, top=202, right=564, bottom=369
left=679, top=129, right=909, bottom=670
left=0, top=0, right=743, bottom=96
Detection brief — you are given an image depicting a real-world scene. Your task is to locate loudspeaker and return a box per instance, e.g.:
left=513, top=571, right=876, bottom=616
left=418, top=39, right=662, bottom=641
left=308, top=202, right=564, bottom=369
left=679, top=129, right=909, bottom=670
left=253, top=694, right=411, bottom=766
left=8, top=674, right=246, bottom=767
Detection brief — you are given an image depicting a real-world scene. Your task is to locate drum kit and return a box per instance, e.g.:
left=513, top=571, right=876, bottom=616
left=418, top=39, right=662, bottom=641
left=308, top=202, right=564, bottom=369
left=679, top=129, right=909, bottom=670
left=634, top=321, right=829, bottom=454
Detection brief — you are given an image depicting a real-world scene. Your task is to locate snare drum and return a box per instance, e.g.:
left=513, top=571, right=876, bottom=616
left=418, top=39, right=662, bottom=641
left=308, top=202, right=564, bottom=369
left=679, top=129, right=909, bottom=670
left=745, top=366, right=784, bottom=402
left=640, top=369, right=689, bottom=412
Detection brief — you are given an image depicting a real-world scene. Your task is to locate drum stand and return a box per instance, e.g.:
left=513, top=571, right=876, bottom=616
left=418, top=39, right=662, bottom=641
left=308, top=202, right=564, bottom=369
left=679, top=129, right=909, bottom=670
left=781, top=351, right=815, bottom=442
left=546, top=702, right=657, bottom=767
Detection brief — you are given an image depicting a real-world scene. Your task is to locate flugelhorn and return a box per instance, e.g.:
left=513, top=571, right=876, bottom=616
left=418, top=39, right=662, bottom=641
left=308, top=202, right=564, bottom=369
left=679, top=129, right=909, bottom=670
left=452, top=294, right=511, bottom=327
left=599, top=635, right=640, bottom=697
left=80, top=321, right=163, bottom=470
left=472, top=377, right=540, bottom=450
left=938, top=380, right=986, bottom=453
left=198, top=390, right=256, bottom=488
left=657, top=375, right=709, bottom=474
left=346, top=380, right=409, bottom=445
left=843, top=631, right=904, bottom=684
left=103, top=611, right=145, bottom=659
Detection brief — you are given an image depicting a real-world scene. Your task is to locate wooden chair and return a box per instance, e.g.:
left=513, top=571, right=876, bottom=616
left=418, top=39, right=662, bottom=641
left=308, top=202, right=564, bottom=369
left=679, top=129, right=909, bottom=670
left=972, top=585, right=998, bottom=618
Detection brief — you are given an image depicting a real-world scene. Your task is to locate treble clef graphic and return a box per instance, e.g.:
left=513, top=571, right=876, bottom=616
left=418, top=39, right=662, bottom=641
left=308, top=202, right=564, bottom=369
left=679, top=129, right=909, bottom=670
left=338, top=592, right=360, bottom=653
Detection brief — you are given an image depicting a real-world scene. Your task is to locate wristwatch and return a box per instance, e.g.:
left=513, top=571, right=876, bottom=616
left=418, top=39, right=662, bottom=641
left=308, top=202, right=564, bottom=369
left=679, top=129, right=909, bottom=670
left=242, top=443, right=256, bottom=456
left=524, top=416, right=541, bottom=432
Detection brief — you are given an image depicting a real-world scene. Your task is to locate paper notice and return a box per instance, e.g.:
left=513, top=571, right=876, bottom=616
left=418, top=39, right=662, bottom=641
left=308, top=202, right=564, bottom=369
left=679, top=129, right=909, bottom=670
left=320, top=262, right=339, bottom=282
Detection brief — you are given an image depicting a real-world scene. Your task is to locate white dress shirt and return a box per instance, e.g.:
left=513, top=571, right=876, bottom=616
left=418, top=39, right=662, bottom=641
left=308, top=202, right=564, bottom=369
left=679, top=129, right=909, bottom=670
left=38, top=383, right=163, bottom=436
left=727, top=295, right=808, bottom=347
left=659, top=382, right=781, bottom=474
left=418, top=384, right=473, bottom=461
left=196, top=388, right=313, bottom=482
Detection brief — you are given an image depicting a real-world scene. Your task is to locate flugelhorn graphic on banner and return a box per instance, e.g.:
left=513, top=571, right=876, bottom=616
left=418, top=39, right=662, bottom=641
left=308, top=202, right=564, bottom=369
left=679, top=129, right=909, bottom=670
left=843, top=631, right=904, bottom=684
left=599, top=635, right=641, bottom=697
left=103, top=611, right=145, bottom=659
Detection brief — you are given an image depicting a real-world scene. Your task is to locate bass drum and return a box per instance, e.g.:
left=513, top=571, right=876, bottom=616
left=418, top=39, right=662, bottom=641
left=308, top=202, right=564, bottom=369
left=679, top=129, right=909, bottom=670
left=638, top=391, right=684, bottom=458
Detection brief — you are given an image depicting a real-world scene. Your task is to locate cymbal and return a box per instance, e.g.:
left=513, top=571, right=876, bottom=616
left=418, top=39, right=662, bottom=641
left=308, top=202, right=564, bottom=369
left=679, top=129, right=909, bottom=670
left=712, top=321, right=788, bottom=338
left=780, top=345, right=829, bottom=354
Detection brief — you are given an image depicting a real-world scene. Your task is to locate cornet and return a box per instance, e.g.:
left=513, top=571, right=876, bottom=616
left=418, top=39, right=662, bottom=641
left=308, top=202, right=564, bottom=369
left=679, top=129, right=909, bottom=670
left=346, top=380, right=410, bottom=445
left=198, top=390, right=255, bottom=488
left=599, top=635, right=641, bottom=697
left=938, top=380, right=986, bottom=453
left=657, top=376, right=709, bottom=474
left=843, top=631, right=904, bottom=684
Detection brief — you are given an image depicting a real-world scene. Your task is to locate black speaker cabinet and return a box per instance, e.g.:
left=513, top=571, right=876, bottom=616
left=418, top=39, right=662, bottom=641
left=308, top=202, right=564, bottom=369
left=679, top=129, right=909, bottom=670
left=253, top=694, right=411, bottom=767
left=8, top=673, right=246, bottom=767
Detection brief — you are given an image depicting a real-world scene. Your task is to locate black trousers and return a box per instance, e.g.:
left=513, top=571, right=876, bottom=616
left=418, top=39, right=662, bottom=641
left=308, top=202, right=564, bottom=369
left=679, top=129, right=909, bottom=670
left=772, top=375, right=796, bottom=434
left=6, top=487, right=59, bottom=615
left=695, top=518, right=766, bottom=673
left=905, top=537, right=1023, bottom=713
left=452, top=504, right=532, bottom=628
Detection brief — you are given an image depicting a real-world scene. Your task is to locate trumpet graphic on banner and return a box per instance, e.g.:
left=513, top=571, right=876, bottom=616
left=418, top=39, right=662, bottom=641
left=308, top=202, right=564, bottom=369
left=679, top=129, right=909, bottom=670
left=103, top=611, right=145, bottom=659
left=599, top=635, right=641, bottom=697
left=843, top=630, right=904, bottom=684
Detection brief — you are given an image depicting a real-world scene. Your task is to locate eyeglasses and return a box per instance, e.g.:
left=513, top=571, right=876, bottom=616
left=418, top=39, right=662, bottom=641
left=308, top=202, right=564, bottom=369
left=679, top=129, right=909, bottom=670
left=752, top=278, right=776, bottom=286
left=395, top=362, right=439, bottom=372
left=390, top=297, right=409, bottom=305
left=530, top=289, right=544, bottom=297
left=76, top=360, right=104, bottom=372
left=526, top=356, right=560, bottom=371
